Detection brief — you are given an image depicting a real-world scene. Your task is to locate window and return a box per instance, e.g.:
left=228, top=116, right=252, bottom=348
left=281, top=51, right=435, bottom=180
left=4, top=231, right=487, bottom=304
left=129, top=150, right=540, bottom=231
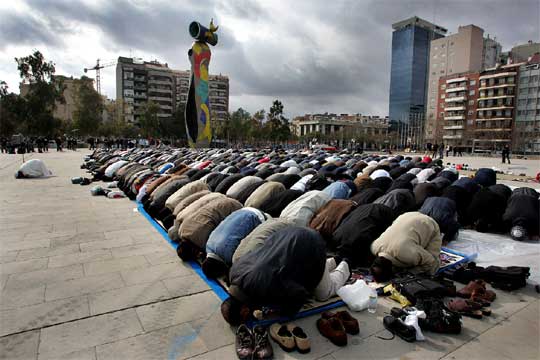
left=440, top=94, right=445, bottom=99
left=440, top=84, right=446, bottom=90
left=469, top=90, right=475, bottom=96
left=529, top=88, right=536, bottom=94
left=468, top=110, right=474, bottom=116
left=468, top=119, right=474, bottom=125
left=520, top=76, right=529, bottom=83
left=440, top=70, right=445, bottom=74
left=505, top=110, right=512, bottom=117
left=432, top=72, right=436, bottom=75
left=470, top=80, right=476, bottom=86
left=518, top=99, right=527, bottom=106
left=520, top=88, right=527, bottom=94
left=530, top=75, right=538, bottom=83
left=527, top=99, right=535, bottom=105
left=440, top=112, right=445, bottom=117
left=441, top=44, right=446, bottom=48
left=469, top=100, right=475, bottom=105
left=450, top=42, right=454, bottom=46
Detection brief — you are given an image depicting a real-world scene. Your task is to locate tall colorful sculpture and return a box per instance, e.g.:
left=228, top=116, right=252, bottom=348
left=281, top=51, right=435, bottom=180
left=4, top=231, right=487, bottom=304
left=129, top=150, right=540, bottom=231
left=185, top=19, right=219, bottom=148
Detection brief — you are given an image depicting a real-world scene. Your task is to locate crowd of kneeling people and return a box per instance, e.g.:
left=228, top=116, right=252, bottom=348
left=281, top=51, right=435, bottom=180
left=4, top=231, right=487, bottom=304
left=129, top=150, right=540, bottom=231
left=85, top=147, right=539, bottom=333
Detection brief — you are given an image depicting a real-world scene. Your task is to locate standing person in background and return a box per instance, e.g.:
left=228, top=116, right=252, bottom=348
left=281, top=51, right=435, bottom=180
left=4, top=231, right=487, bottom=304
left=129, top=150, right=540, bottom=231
left=439, top=143, right=444, bottom=159
left=55, top=137, right=62, bottom=151
left=446, top=145, right=451, bottom=157
left=502, top=145, right=511, bottom=164
left=432, top=143, right=439, bottom=158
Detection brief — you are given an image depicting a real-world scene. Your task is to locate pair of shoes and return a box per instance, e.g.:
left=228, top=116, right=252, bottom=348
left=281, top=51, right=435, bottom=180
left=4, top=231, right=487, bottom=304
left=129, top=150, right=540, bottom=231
left=235, top=324, right=273, bottom=360
left=383, top=315, right=416, bottom=342
left=317, top=310, right=359, bottom=347
left=269, top=323, right=310, bottom=353
left=457, top=280, right=496, bottom=305
left=447, top=298, right=485, bottom=319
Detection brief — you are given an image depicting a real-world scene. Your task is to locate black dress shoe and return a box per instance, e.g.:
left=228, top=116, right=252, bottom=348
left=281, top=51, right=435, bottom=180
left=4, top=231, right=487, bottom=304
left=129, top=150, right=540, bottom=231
left=383, top=315, right=416, bottom=342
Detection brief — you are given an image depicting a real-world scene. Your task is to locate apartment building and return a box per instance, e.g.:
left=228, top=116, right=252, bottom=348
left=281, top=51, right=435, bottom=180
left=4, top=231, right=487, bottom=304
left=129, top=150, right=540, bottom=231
left=389, top=17, right=446, bottom=125
left=20, top=75, right=93, bottom=124
left=116, top=57, right=229, bottom=127
left=514, top=54, right=540, bottom=153
left=172, top=70, right=229, bottom=125
left=425, top=25, right=501, bottom=142
left=116, top=57, right=174, bottom=124
left=473, top=63, right=520, bottom=152
left=438, top=72, right=480, bottom=151
left=510, top=41, right=540, bottom=63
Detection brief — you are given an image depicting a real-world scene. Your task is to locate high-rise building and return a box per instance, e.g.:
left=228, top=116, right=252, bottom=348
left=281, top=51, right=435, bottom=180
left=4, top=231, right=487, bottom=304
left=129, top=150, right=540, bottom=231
left=473, top=63, right=520, bottom=152
left=389, top=17, right=447, bottom=130
left=116, top=57, right=174, bottom=124
left=172, top=70, right=229, bottom=126
left=438, top=72, right=480, bottom=152
left=514, top=54, right=540, bottom=153
left=116, top=57, right=229, bottom=127
left=510, top=41, right=540, bottom=63
left=424, top=25, right=502, bottom=143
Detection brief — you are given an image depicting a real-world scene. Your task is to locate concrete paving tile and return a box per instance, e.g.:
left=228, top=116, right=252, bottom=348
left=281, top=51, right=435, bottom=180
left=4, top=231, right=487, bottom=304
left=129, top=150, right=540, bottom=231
left=442, top=302, right=539, bottom=360
left=0, top=258, right=48, bottom=276
left=0, top=330, right=40, bottom=360
left=144, top=250, right=179, bottom=265
left=186, top=344, right=236, bottom=360
left=189, top=309, right=235, bottom=352
left=1, top=239, right=51, bottom=252
left=16, top=244, right=79, bottom=261
left=0, top=251, right=19, bottom=264
left=83, top=255, right=148, bottom=276
left=121, top=262, right=193, bottom=286
left=162, top=275, right=210, bottom=297
left=49, top=232, right=106, bottom=248
left=45, top=272, right=125, bottom=301
left=136, top=291, right=221, bottom=332
left=6, top=265, right=84, bottom=290
left=0, top=284, right=46, bottom=310
left=110, top=243, right=167, bottom=259
left=88, top=281, right=171, bottom=315
left=96, top=323, right=208, bottom=360
left=48, top=250, right=112, bottom=268
left=79, top=237, right=134, bottom=252
left=38, top=347, right=96, bottom=360
left=0, top=296, right=89, bottom=336
left=39, top=309, right=144, bottom=359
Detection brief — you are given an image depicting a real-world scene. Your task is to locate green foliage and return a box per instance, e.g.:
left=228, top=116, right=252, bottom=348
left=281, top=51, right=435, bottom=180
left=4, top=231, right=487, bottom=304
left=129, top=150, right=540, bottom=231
left=73, top=76, right=104, bottom=136
left=138, top=101, right=160, bottom=137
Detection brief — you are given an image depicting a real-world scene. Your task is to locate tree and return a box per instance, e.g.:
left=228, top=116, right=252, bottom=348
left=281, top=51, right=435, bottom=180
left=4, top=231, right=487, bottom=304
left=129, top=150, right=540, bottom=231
left=15, top=51, right=64, bottom=136
left=139, top=101, right=160, bottom=137
left=73, top=76, right=104, bottom=136
left=267, top=100, right=291, bottom=144
left=229, top=108, right=252, bottom=144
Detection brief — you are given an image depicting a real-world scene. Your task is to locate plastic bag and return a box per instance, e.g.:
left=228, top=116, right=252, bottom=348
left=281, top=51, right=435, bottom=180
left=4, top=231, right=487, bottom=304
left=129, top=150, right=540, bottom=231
left=337, top=280, right=374, bottom=311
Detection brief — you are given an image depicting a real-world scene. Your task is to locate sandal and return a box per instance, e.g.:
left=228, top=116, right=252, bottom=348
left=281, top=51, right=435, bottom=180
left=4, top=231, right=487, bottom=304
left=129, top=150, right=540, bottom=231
left=447, top=299, right=483, bottom=319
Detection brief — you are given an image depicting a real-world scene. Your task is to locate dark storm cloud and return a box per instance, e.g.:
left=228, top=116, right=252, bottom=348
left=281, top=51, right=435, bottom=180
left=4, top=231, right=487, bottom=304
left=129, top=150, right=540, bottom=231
left=1, top=0, right=538, bottom=116
left=0, top=12, right=64, bottom=50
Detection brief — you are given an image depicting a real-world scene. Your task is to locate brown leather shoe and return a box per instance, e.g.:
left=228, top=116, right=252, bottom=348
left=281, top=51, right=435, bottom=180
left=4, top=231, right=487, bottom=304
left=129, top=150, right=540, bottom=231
left=269, top=324, right=295, bottom=352
left=317, top=317, right=347, bottom=346
left=322, top=310, right=359, bottom=335
left=253, top=325, right=273, bottom=360
left=235, top=324, right=253, bottom=360
left=457, top=280, right=487, bottom=298
left=286, top=323, right=311, bottom=353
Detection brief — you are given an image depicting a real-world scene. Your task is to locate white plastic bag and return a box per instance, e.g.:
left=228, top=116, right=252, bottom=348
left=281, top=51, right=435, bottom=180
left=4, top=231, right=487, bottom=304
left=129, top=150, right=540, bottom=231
left=336, top=280, right=374, bottom=311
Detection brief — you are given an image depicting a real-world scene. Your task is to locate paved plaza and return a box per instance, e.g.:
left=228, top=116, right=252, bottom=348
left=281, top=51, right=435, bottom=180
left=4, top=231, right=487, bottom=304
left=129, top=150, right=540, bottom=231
left=0, top=150, right=538, bottom=360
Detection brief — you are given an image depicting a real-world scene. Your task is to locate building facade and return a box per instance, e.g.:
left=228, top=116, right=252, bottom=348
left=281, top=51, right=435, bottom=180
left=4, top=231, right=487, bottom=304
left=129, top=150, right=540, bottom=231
left=116, top=57, right=229, bottom=128
left=514, top=55, right=540, bottom=153
left=473, top=63, right=520, bottom=152
left=510, top=41, right=540, bottom=63
left=20, top=75, right=94, bottom=124
left=292, top=113, right=389, bottom=140
left=389, top=17, right=447, bottom=127
left=438, top=72, right=480, bottom=151
left=424, top=25, right=501, bottom=142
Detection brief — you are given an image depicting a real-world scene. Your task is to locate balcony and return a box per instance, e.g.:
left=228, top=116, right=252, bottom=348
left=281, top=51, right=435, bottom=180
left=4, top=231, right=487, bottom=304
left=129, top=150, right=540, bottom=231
left=474, top=128, right=512, bottom=132
left=147, top=79, right=172, bottom=85
left=476, top=117, right=513, bottom=121
left=444, top=115, right=465, bottom=120
left=446, top=77, right=468, bottom=84
left=476, top=105, right=514, bottom=111
left=477, top=94, right=514, bottom=101
left=446, top=86, right=467, bottom=93
left=478, top=83, right=515, bottom=90
left=445, top=96, right=466, bottom=103
left=148, top=87, right=172, bottom=94
left=443, top=134, right=463, bottom=139
left=134, top=93, right=147, bottom=99
left=444, top=125, right=464, bottom=130
left=134, top=76, right=146, bottom=82
left=444, top=106, right=465, bottom=111
left=148, top=96, right=172, bottom=102
left=134, top=84, right=146, bottom=90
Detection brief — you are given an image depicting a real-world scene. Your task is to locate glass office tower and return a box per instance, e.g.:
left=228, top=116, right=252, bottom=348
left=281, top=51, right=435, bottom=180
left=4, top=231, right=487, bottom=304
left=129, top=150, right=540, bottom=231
left=389, top=17, right=446, bottom=126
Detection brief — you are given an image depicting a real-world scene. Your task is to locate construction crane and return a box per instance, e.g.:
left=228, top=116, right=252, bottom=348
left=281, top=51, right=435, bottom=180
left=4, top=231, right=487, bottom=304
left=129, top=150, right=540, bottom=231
left=84, top=59, right=116, bottom=94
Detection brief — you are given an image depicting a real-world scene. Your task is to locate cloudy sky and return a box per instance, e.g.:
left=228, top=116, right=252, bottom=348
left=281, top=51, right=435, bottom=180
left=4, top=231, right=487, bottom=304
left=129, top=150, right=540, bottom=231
left=1, top=0, right=538, bottom=117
